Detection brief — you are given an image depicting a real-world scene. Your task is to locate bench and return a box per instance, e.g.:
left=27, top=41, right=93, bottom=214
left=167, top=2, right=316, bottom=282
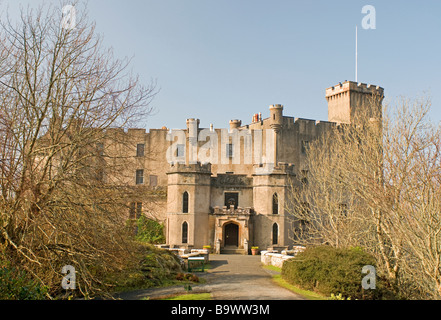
left=187, top=256, right=205, bottom=272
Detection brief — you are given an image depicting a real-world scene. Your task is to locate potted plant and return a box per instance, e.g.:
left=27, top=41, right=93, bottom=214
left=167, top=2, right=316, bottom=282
left=251, top=246, right=259, bottom=255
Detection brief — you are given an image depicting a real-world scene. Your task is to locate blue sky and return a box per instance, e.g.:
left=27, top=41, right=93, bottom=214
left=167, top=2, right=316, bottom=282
left=3, top=0, right=441, bottom=129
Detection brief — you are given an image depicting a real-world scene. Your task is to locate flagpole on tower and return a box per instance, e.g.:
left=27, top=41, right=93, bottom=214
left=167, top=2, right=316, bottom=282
left=355, top=25, right=358, bottom=83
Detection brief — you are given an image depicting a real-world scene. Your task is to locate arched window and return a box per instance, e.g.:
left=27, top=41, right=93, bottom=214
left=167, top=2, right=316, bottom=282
left=182, top=222, right=188, bottom=244
left=272, top=193, right=279, bottom=215
left=182, top=191, right=189, bottom=213
left=272, top=223, right=278, bottom=245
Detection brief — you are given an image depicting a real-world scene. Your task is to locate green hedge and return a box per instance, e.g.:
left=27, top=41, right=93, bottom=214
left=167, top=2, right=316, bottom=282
left=0, top=266, right=48, bottom=300
left=135, top=216, right=166, bottom=244
left=107, top=243, right=183, bottom=291
left=281, top=246, right=393, bottom=300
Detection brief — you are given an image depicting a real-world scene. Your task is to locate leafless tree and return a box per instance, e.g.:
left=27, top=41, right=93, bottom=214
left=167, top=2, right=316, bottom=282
left=381, top=97, right=441, bottom=298
left=287, top=95, right=405, bottom=295
left=288, top=94, right=441, bottom=298
left=0, top=2, right=156, bottom=298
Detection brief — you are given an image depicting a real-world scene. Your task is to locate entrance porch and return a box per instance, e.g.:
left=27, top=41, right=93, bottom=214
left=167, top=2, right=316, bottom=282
left=211, top=206, right=254, bottom=254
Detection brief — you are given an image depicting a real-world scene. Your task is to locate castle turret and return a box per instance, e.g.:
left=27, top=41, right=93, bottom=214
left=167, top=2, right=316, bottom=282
left=269, top=104, right=283, bottom=133
left=186, top=118, right=200, bottom=164
left=326, top=81, right=384, bottom=124
left=268, top=104, right=284, bottom=166
left=229, top=119, right=242, bottom=131
left=186, top=118, right=199, bottom=138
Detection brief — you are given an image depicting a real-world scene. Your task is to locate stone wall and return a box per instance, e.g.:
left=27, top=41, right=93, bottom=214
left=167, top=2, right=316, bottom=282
left=261, top=251, right=294, bottom=268
left=261, top=246, right=306, bottom=268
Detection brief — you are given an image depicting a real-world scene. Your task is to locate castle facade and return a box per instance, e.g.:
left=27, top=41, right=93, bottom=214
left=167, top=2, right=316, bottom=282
left=111, top=81, right=384, bottom=254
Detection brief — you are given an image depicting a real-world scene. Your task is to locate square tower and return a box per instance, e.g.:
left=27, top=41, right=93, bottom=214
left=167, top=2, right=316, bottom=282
left=326, top=81, right=384, bottom=124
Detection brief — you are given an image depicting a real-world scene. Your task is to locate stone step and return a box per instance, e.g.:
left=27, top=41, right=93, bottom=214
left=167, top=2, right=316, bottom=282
left=220, top=247, right=248, bottom=255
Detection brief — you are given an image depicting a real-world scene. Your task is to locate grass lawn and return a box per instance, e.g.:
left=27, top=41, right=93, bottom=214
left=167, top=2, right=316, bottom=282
left=262, top=265, right=326, bottom=300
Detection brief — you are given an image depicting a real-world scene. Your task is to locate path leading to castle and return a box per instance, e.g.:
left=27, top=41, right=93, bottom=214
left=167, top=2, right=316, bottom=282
left=201, top=254, right=305, bottom=300
left=117, top=254, right=306, bottom=300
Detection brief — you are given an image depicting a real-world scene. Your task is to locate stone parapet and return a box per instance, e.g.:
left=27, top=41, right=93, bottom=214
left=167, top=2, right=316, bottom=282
left=167, top=161, right=212, bottom=174
left=252, top=162, right=295, bottom=176
left=211, top=206, right=255, bottom=215
left=326, top=81, right=384, bottom=99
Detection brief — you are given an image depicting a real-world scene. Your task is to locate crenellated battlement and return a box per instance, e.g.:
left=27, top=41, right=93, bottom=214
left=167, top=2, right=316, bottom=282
left=291, top=117, right=336, bottom=131
left=253, top=162, right=295, bottom=175
left=127, top=128, right=147, bottom=135
left=274, top=162, right=295, bottom=174
left=326, top=81, right=384, bottom=124
left=325, top=81, right=384, bottom=99
left=105, top=127, right=125, bottom=134
left=105, top=127, right=168, bottom=136
left=167, top=161, right=212, bottom=174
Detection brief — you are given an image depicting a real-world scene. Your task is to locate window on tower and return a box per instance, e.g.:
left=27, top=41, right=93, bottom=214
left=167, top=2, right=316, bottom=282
left=272, top=193, right=279, bottom=215
left=182, top=191, right=189, bottom=213
left=136, top=143, right=145, bottom=157
left=301, top=140, right=309, bottom=154
left=272, top=223, right=278, bottom=245
left=136, top=169, right=144, bottom=185
left=182, top=221, right=188, bottom=244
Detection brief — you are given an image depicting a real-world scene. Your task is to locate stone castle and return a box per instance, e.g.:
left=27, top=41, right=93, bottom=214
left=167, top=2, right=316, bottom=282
left=112, top=81, right=384, bottom=254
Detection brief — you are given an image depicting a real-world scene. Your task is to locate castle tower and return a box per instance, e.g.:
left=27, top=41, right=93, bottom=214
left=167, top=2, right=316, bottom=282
left=252, top=162, right=295, bottom=250
left=326, top=81, right=384, bottom=124
left=166, top=162, right=212, bottom=249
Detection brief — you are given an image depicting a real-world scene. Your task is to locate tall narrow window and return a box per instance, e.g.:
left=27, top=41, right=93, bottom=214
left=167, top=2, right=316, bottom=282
left=176, top=144, right=185, bottom=158
left=136, top=143, right=145, bottom=157
left=272, top=223, right=278, bottom=245
left=182, top=222, right=188, bottom=244
left=129, top=202, right=142, bottom=219
left=272, top=193, right=279, bottom=215
left=129, top=202, right=136, bottom=219
left=301, top=170, right=308, bottom=185
left=136, top=169, right=144, bottom=184
left=301, top=140, right=309, bottom=154
left=226, top=143, right=233, bottom=158
left=182, top=191, right=189, bottom=213
left=136, top=202, right=142, bottom=219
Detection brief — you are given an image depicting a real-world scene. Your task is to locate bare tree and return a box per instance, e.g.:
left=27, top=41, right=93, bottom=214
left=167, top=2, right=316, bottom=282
left=287, top=94, right=441, bottom=298
left=381, top=97, right=441, bottom=299
left=287, top=95, right=402, bottom=293
left=0, top=2, right=156, bottom=298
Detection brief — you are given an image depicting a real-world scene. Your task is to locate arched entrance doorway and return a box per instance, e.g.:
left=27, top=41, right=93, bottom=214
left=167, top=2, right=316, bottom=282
left=224, top=222, right=239, bottom=247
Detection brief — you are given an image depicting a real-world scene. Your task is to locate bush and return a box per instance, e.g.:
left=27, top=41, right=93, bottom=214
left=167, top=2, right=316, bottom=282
left=135, top=216, right=166, bottom=244
left=176, top=273, right=199, bottom=283
left=0, top=266, right=48, bottom=300
left=281, top=246, right=394, bottom=300
left=107, top=243, right=183, bottom=291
